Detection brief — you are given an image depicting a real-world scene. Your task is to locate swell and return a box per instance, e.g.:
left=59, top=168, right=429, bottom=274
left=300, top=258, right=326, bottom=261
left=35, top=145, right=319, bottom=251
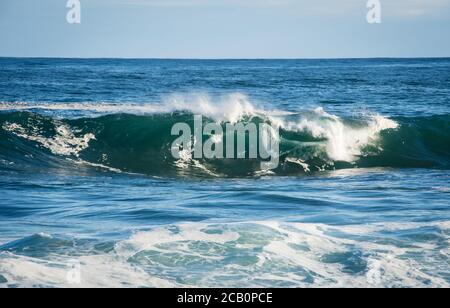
left=0, top=110, right=449, bottom=177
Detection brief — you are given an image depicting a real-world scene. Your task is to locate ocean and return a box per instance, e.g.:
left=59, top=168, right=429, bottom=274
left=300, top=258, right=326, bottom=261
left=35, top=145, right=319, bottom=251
left=0, top=58, right=449, bottom=287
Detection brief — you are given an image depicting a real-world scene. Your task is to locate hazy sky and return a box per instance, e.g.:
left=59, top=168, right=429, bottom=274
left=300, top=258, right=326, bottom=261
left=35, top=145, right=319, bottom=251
left=0, top=0, right=449, bottom=58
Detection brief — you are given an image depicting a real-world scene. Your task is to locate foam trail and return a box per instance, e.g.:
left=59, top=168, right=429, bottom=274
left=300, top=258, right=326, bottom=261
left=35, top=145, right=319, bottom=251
left=0, top=221, right=448, bottom=288
left=2, top=122, right=95, bottom=157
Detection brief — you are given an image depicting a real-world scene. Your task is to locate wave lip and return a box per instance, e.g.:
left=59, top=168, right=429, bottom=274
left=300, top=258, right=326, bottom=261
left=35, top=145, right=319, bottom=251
left=280, top=107, right=399, bottom=162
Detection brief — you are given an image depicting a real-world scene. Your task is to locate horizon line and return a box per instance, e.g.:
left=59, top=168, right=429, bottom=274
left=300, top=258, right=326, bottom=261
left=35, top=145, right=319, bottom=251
left=1, top=56, right=450, bottom=61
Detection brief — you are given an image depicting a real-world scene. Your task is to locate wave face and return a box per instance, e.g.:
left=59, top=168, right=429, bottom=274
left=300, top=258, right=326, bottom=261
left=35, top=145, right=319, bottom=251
left=1, top=98, right=449, bottom=177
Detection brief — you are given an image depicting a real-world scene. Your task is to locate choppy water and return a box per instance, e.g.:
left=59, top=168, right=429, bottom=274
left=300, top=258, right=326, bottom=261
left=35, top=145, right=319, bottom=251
left=0, top=58, right=449, bottom=288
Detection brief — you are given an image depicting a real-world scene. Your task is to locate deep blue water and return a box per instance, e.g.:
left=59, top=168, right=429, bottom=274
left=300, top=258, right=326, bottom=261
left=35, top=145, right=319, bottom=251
left=0, top=58, right=449, bottom=287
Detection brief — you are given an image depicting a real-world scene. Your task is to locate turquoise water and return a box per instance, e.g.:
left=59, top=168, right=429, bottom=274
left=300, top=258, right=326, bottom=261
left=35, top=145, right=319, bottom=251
left=0, top=58, right=449, bottom=287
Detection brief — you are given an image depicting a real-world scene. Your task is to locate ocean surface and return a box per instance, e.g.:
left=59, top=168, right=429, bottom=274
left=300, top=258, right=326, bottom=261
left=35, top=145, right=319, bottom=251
left=0, top=58, right=449, bottom=288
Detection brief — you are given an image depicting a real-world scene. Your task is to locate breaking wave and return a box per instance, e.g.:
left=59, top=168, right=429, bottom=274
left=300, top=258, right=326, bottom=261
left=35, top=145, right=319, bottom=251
left=0, top=95, right=449, bottom=177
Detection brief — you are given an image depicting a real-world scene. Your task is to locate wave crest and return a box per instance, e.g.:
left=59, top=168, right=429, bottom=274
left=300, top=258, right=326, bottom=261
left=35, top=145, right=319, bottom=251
left=0, top=96, right=448, bottom=177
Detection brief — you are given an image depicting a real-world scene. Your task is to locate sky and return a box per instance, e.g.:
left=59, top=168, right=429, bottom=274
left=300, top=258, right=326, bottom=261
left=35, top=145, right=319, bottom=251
left=0, top=0, right=449, bottom=58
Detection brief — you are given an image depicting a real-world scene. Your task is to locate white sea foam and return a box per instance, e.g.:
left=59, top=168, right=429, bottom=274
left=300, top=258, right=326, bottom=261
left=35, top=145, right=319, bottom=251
left=0, top=252, right=174, bottom=288
left=281, top=107, right=399, bottom=162
left=0, top=101, right=166, bottom=115
left=2, top=122, right=95, bottom=157
left=0, top=220, right=448, bottom=288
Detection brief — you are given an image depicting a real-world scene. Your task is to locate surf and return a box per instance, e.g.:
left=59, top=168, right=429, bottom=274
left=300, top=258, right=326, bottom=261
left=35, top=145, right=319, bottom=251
left=0, top=96, right=449, bottom=177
